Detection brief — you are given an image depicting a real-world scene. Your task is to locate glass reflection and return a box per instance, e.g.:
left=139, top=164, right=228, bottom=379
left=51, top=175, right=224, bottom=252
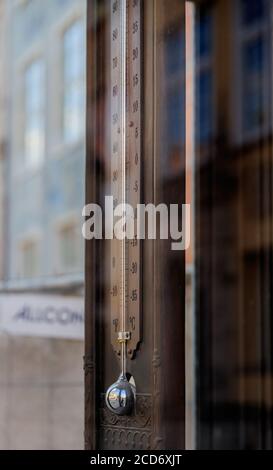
left=194, top=0, right=273, bottom=450
left=86, top=0, right=273, bottom=451
left=24, top=59, right=45, bottom=169
left=63, top=19, right=85, bottom=143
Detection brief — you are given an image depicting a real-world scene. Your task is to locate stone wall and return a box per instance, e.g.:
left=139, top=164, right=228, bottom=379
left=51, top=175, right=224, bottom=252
left=0, top=335, right=84, bottom=450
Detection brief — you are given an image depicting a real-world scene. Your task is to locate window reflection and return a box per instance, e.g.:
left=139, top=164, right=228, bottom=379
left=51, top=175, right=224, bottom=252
left=24, top=59, right=45, bottom=169
left=195, top=5, right=213, bottom=144
left=20, top=238, right=39, bottom=279
left=240, top=4, right=269, bottom=136
left=164, top=24, right=185, bottom=175
left=58, top=222, right=81, bottom=273
left=63, top=20, right=85, bottom=143
left=197, top=70, right=213, bottom=142
left=194, top=0, right=273, bottom=450
left=196, top=6, right=212, bottom=59
left=241, top=0, right=265, bottom=26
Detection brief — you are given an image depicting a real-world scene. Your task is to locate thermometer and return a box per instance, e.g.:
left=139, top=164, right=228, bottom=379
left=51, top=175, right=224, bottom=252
left=106, top=0, right=142, bottom=415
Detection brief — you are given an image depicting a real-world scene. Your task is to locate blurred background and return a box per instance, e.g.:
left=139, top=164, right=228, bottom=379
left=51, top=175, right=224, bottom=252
left=0, top=0, right=86, bottom=450
left=1, top=0, right=272, bottom=451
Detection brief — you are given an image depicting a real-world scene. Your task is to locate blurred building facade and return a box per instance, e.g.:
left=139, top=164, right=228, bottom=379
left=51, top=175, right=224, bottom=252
left=7, top=0, right=85, bottom=284
left=0, top=0, right=86, bottom=450
left=0, top=0, right=6, bottom=282
left=194, top=0, right=273, bottom=449
left=153, top=0, right=273, bottom=450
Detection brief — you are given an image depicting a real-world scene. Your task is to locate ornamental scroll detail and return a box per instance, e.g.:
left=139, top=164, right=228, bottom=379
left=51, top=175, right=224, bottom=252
left=99, top=393, right=152, bottom=450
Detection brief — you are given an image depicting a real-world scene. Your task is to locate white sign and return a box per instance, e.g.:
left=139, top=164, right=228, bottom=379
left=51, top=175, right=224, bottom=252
left=0, top=294, right=84, bottom=340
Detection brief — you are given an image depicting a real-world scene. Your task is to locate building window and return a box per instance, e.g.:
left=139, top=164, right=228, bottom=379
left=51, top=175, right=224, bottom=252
left=197, top=6, right=213, bottom=59
left=163, top=24, right=185, bottom=178
left=242, top=36, right=266, bottom=132
left=195, top=5, right=214, bottom=144
left=58, top=222, right=80, bottom=273
left=24, top=59, right=45, bottom=169
left=241, top=0, right=265, bottom=26
left=20, top=239, right=39, bottom=279
left=63, top=20, right=85, bottom=144
left=197, top=70, right=213, bottom=142
left=239, top=0, right=269, bottom=137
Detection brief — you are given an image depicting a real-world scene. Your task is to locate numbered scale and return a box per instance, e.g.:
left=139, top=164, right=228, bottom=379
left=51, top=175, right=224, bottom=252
left=106, top=0, right=142, bottom=416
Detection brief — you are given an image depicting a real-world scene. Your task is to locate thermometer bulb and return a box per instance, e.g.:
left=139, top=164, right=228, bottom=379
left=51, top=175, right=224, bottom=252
left=105, top=374, right=136, bottom=416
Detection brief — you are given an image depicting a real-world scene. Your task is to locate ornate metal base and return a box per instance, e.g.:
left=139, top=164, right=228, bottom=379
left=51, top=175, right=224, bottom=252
left=99, top=394, right=152, bottom=450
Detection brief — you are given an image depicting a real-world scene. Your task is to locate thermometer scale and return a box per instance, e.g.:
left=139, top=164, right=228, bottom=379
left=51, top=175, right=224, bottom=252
left=106, top=0, right=142, bottom=415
